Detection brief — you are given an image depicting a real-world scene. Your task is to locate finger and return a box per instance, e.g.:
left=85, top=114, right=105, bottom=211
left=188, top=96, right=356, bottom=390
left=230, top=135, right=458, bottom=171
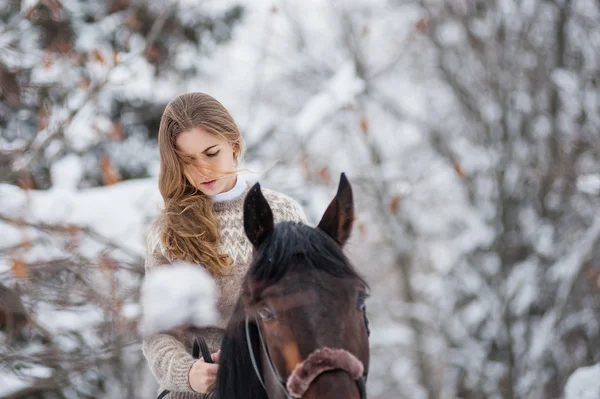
left=211, top=350, right=221, bottom=363
left=205, top=364, right=219, bottom=375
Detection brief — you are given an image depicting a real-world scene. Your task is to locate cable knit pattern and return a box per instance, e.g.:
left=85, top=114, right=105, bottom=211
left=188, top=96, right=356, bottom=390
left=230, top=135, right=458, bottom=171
left=142, top=181, right=307, bottom=399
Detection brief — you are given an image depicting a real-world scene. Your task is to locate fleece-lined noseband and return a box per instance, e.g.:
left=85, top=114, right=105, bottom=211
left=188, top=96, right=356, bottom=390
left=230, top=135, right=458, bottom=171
left=286, top=347, right=365, bottom=397
left=245, top=316, right=368, bottom=399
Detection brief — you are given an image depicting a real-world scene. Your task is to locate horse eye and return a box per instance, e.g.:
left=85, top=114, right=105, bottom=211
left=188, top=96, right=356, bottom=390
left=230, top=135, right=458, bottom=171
left=356, top=293, right=368, bottom=310
left=257, top=307, right=276, bottom=321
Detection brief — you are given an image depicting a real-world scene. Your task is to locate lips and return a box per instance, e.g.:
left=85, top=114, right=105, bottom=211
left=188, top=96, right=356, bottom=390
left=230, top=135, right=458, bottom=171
left=201, top=179, right=217, bottom=188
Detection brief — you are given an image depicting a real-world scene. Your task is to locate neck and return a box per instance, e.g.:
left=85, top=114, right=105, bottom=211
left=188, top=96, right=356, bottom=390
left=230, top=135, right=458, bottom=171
left=211, top=175, right=252, bottom=211
left=222, top=175, right=237, bottom=193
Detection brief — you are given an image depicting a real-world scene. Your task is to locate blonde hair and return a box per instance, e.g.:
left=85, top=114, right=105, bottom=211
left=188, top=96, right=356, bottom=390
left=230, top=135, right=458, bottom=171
left=156, top=92, right=244, bottom=277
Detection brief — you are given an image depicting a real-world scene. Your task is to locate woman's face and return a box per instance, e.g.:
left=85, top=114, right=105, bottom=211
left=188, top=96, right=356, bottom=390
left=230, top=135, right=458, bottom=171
left=175, top=127, right=237, bottom=196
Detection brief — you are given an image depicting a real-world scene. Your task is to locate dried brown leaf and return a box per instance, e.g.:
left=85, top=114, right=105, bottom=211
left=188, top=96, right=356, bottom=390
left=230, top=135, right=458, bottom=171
left=11, top=259, right=29, bottom=279
left=100, top=155, right=122, bottom=186
left=389, top=194, right=401, bottom=214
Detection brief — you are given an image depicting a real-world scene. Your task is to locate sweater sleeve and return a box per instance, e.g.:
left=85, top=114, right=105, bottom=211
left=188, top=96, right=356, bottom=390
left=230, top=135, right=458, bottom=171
left=141, top=223, right=197, bottom=393
left=142, top=332, right=197, bottom=392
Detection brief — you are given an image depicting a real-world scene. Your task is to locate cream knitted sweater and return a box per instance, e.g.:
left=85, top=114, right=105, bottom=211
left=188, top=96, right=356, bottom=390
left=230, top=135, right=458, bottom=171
left=142, top=180, right=307, bottom=399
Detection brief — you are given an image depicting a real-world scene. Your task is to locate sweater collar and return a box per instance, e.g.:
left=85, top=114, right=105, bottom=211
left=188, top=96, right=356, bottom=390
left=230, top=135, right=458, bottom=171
left=211, top=174, right=253, bottom=213
left=211, top=174, right=249, bottom=203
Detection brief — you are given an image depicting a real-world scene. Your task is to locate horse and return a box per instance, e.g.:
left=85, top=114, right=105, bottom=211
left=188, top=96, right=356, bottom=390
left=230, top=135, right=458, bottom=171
left=215, top=173, right=370, bottom=399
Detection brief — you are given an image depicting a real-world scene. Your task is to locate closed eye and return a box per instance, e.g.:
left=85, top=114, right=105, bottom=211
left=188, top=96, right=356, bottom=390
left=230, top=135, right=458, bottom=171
left=206, top=150, right=220, bottom=158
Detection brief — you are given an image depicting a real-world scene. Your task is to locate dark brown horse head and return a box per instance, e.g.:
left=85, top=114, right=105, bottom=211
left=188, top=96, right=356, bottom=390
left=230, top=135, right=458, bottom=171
left=217, top=173, right=370, bottom=399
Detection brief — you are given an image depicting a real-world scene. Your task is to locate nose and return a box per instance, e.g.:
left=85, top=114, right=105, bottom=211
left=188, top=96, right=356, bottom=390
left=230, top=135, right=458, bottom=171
left=300, top=370, right=361, bottom=399
left=192, top=162, right=214, bottom=180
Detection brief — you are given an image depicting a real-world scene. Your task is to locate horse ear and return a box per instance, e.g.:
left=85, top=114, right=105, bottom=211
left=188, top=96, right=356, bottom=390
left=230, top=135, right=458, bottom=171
left=317, top=173, right=354, bottom=246
left=244, top=183, right=275, bottom=248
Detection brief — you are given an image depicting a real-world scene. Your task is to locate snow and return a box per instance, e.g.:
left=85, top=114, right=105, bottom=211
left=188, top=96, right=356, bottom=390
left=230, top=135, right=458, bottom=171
left=19, top=0, right=40, bottom=14
left=293, top=61, right=366, bottom=137
left=50, top=154, right=84, bottom=190
left=551, top=215, right=600, bottom=303
left=577, top=174, right=600, bottom=195
left=0, top=179, right=163, bottom=257
left=2, top=0, right=600, bottom=397
left=139, top=261, right=217, bottom=336
left=436, top=21, right=466, bottom=46
left=551, top=69, right=580, bottom=94
left=529, top=311, right=556, bottom=362
left=565, top=363, right=600, bottom=399
left=36, top=303, right=105, bottom=340
left=369, top=323, right=414, bottom=347
left=506, top=259, right=538, bottom=316
left=0, top=365, right=53, bottom=397
left=0, top=372, right=29, bottom=397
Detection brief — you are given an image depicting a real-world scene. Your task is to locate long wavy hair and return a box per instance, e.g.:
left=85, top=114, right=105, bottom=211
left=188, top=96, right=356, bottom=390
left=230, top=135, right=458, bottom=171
left=156, top=92, right=244, bottom=277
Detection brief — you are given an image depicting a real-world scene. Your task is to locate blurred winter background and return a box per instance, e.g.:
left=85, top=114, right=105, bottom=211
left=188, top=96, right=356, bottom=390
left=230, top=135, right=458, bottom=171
left=1, top=0, right=600, bottom=398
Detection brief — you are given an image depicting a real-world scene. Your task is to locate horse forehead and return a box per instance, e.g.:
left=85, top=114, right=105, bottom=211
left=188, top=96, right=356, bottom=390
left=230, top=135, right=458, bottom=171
left=285, top=268, right=359, bottom=285
left=261, top=271, right=359, bottom=296
left=261, top=284, right=360, bottom=315
left=263, top=289, right=320, bottom=310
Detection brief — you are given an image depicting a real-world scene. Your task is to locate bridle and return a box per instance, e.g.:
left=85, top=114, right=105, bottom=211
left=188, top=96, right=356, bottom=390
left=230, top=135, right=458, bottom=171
left=244, top=316, right=368, bottom=399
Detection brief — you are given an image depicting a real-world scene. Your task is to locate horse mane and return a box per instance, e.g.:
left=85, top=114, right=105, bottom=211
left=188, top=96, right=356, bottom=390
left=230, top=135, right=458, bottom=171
left=216, top=297, right=266, bottom=399
left=248, top=222, right=367, bottom=287
left=216, top=221, right=367, bottom=399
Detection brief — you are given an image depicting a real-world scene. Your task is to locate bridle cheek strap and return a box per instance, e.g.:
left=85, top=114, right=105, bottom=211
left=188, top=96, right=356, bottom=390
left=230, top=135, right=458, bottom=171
left=286, top=347, right=364, bottom=397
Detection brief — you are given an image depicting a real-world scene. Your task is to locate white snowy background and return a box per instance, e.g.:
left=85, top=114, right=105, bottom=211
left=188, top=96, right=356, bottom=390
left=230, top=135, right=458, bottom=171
left=1, top=0, right=600, bottom=398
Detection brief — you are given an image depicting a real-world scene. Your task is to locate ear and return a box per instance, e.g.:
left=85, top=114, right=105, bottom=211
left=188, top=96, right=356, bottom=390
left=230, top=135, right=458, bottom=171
left=244, top=183, right=275, bottom=248
left=317, top=173, right=354, bottom=246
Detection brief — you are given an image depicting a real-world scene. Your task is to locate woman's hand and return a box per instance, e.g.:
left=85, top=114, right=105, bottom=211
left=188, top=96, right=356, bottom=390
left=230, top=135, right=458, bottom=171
left=188, top=350, right=221, bottom=393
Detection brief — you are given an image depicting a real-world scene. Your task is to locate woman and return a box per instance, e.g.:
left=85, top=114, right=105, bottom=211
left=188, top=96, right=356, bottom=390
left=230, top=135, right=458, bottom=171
left=142, top=92, right=307, bottom=398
